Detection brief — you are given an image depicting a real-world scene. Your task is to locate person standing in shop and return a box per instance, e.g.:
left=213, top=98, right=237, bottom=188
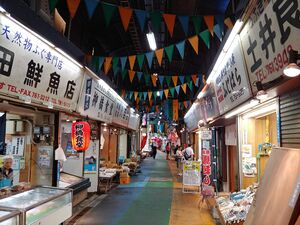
left=183, top=144, right=194, bottom=161
left=0, top=156, right=13, bottom=186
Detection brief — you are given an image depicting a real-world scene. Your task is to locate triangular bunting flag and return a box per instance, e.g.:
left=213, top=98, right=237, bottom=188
left=128, top=55, right=136, bottom=70
left=158, top=76, right=164, bottom=86
left=188, top=80, right=193, bottom=91
left=149, top=99, right=153, bottom=106
left=121, top=89, right=125, bottom=98
left=118, top=7, right=133, bottom=31
left=188, top=35, right=199, bottom=54
left=101, top=3, right=116, bottom=26
left=159, top=90, right=163, bottom=99
left=170, top=88, right=175, bottom=97
left=163, top=14, right=176, bottom=37
left=151, top=75, right=157, bottom=87
left=172, top=76, right=178, bottom=86
left=150, top=11, right=161, bottom=33
left=175, top=86, right=180, bottom=94
left=134, top=10, right=147, bottom=31
left=165, top=45, right=174, bottom=62
left=204, top=16, right=214, bottom=36
left=128, top=70, right=136, bottom=82
left=215, top=15, right=224, bottom=35
left=186, top=76, right=191, bottom=82
left=164, top=89, right=169, bottom=98
left=196, top=77, right=200, bottom=86
left=179, top=76, right=185, bottom=84
left=143, top=92, right=147, bottom=100
left=183, top=101, right=188, bottom=108
left=214, top=24, right=222, bottom=42
left=182, top=83, right=187, bottom=94
left=153, top=91, right=157, bottom=100
left=113, top=67, right=120, bottom=76
left=224, top=17, right=234, bottom=29
left=137, top=54, right=145, bottom=70
left=200, top=30, right=210, bottom=49
left=104, top=57, right=112, bottom=74
left=98, top=56, right=104, bottom=72
left=121, top=70, right=127, bottom=80
left=136, top=97, right=140, bottom=104
left=178, top=16, right=189, bottom=36
left=134, top=91, right=138, bottom=100
left=66, top=0, right=81, bottom=18
left=191, top=74, right=197, bottom=85
left=112, top=57, right=119, bottom=73
left=129, top=91, right=133, bottom=99
left=120, top=56, right=127, bottom=70
left=166, top=76, right=172, bottom=86
left=155, top=49, right=164, bottom=66
left=84, top=0, right=99, bottom=19
left=138, top=92, right=143, bottom=99
left=148, top=91, right=153, bottom=101
left=176, top=41, right=185, bottom=59
left=192, top=16, right=202, bottom=34
left=137, top=72, right=143, bottom=81
left=146, top=52, right=154, bottom=68
left=49, top=0, right=58, bottom=14
left=144, top=75, right=150, bottom=85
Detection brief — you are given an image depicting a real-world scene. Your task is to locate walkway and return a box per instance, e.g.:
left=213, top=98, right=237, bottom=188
left=69, top=151, right=215, bottom=225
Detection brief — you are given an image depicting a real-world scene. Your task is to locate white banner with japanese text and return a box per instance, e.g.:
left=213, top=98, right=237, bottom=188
left=212, top=37, right=252, bottom=115
left=128, top=112, right=140, bottom=131
left=112, top=98, right=130, bottom=128
left=77, top=74, right=116, bottom=123
left=240, top=0, right=300, bottom=92
left=0, top=13, right=83, bottom=110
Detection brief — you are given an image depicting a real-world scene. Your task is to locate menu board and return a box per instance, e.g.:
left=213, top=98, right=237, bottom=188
left=183, top=161, right=201, bottom=186
left=0, top=13, right=83, bottom=110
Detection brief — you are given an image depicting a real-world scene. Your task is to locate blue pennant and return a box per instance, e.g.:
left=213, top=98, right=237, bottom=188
left=158, top=76, right=164, bottom=86
left=176, top=41, right=185, bottom=59
left=120, top=57, right=127, bottom=71
left=137, top=72, right=143, bottom=81
left=84, top=0, right=99, bottom=19
left=134, top=10, right=147, bottom=32
left=175, top=86, right=180, bottom=94
left=178, top=16, right=189, bottom=36
left=145, top=52, right=154, bottom=68
left=179, top=76, right=185, bottom=84
left=214, top=24, right=222, bottom=42
left=215, top=15, right=224, bottom=36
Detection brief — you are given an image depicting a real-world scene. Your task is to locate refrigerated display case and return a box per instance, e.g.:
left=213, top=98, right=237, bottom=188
left=0, top=210, right=20, bottom=225
left=0, top=186, right=72, bottom=225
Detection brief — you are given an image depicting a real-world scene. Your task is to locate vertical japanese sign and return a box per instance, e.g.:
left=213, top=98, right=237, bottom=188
left=212, top=38, right=252, bottom=115
left=112, top=98, right=130, bottom=127
left=173, top=99, right=179, bottom=121
left=240, top=0, right=300, bottom=93
left=10, top=136, right=25, bottom=156
left=77, top=73, right=116, bottom=123
left=201, top=130, right=213, bottom=186
left=0, top=13, right=83, bottom=110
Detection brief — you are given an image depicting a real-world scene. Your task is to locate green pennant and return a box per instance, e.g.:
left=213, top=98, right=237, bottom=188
left=91, top=56, right=99, bottom=72
left=121, top=70, right=127, bottom=80
left=192, top=16, right=202, bottom=34
left=101, top=3, right=116, bottom=26
left=188, top=81, right=193, bottom=91
left=150, top=11, right=161, bottom=33
left=112, top=57, right=119, bottom=73
left=165, top=76, right=172, bottom=87
left=138, top=92, right=143, bottom=99
left=153, top=91, right=157, bottom=99
left=186, top=75, right=191, bottom=83
left=144, top=74, right=150, bottom=85
left=165, top=45, right=174, bottom=62
left=200, top=29, right=210, bottom=49
left=49, top=0, right=58, bottom=13
left=137, top=54, right=145, bottom=70
left=170, top=88, right=175, bottom=97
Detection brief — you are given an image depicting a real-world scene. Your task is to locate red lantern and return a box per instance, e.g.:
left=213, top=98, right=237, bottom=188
left=71, top=121, right=90, bottom=151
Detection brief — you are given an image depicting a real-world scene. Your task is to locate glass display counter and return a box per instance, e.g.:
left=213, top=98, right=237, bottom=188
left=0, top=210, right=20, bottom=225
left=0, top=186, right=72, bottom=225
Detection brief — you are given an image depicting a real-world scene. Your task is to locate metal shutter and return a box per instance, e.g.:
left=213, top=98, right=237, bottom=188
left=280, top=89, right=300, bottom=148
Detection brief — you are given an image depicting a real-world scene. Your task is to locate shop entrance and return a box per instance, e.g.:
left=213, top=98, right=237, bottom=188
left=228, top=145, right=238, bottom=192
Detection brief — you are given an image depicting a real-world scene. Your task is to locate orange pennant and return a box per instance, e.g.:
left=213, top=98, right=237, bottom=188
left=136, top=97, right=140, bottom=104
left=134, top=92, right=138, bottom=100
left=164, top=89, right=169, bottom=98
left=149, top=99, right=153, bottom=106
left=66, top=0, right=81, bottom=18
left=121, top=89, right=125, bottom=98
left=191, top=74, right=197, bottom=85
left=128, top=55, right=136, bottom=70
left=183, top=101, right=188, bottom=108
left=204, top=16, right=214, bottom=36
left=224, top=17, right=234, bottom=29
left=172, top=76, right=178, bottom=86
left=151, top=75, right=157, bottom=87
left=182, top=83, right=187, bottom=94
left=128, top=70, right=136, bottom=82
left=173, top=100, right=178, bottom=121
left=188, top=36, right=199, bottom=55
left=104, top=57, right=112, bottom=74
left=148, top=91, right=153, bottom=101
left=155, top=49, right=164, bottom=66
left=163, top=14, right=176, bottom=37
left=118, top=7, right=133, bottom=31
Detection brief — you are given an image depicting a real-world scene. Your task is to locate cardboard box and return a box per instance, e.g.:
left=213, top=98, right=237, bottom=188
left=120, top=176, right=130, bottom=184
left=120, top=172, right=129, bottom=178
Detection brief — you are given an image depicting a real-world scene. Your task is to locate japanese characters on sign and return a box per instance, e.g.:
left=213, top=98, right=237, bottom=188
left=77, top=74, right=116, bottom=123
left=71, top=121, right=90, bottom=151
left=112, top=97, right=130, bottom=127
left=202, top=148, right=212, bottom=186
left=240, top=0, right=300, bottom=93
left=183, top=161, right=201, bottom=186
left=0, top=13, right=83, bottom=110
left=212, top=37, right=252, bottom=115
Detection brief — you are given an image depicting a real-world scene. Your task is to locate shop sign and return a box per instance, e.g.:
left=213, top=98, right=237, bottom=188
left=212, top=38, right=252, bottom=115
left=10, top=136, right=25, bottom=156
left=0, top=13, right=83, bottom=110
left=199, top=85, right=220, bottom=122
left=183, top=161, right=201, bottom=186
left=128, top=112, right=140, bottom=131
left=201, top=130, right=212, bottom=140
left=71, top=121, right=90, bottom=151
left=184, top=102, right=203, bottom=132
left=240, top=0, right=299, bottom=93
left=112, top=98, right=130, bottom=127
left=77, top=74, right=116, bottom=123
left=202, top=148, right=212, bottom=186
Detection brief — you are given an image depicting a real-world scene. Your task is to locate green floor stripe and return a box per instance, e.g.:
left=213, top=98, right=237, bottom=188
left=145, top=181, right=173, bottom=188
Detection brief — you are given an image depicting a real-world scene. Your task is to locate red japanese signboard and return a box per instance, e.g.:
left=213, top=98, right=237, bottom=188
left=71, top=121, right=90, bottom=151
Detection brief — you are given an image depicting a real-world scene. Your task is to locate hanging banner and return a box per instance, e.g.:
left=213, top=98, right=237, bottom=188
left=173, top=99, right=179, bottom=121
left=128, top=111, right=140, bottom=131
left=0, top=13, right=83, bottom=111
left=212, top=37, right=252, bottom=115
left=112, top=98, right=130, bottom=127
left=202, top=137, right=213, bottom=186
left=184, top=102, right=203, bottom=132
left=240, top=0, right=299, bottom=93
left=77, top=73, right=116, bottom=123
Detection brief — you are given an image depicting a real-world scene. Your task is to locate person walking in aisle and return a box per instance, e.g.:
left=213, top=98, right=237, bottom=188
left=166, top=142, right=171, bottom=160
left=151, top=141, right=157, bottom=159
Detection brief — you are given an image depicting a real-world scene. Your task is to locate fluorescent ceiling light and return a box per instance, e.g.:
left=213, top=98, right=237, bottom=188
left=283, top=63, right=300, bottom=77
left=243, top=103, right=277, bottom=119
left=146, top=32, right=157, bottom=50
left=225, top=99, right=259, bottom=118
left=157, top=91, right=160, bottom=96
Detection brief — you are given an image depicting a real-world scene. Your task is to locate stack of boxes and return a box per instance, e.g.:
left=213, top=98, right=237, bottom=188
left=119, top=172, right=130, bottom=184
